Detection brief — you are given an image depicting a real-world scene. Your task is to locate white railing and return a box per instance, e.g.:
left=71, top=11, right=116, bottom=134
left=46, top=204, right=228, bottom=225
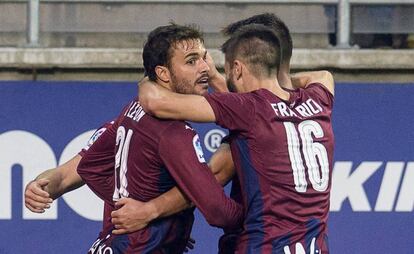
left=22, top=0, right=414, bottom=48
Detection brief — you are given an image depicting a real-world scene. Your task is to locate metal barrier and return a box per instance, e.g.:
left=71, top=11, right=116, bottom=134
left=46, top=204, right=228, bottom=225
left=23, top=0, right=414, bottom=48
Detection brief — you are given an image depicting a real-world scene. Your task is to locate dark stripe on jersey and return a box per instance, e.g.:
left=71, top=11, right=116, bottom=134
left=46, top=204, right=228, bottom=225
left=236, top=139, right=265, bottom=253
left=305, top=218, right=322, bottom=252
left=142, top=220, right=171, bottom=254
left=109, top=233, right=129, bottom=254
left=158, top=166, right=176, bottom=193
left=272, top=233, right=292, bottom=254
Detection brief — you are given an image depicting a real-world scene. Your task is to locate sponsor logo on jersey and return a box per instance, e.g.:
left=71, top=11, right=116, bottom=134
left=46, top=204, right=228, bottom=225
left=83, top=127, right=107, bottom=151
left=192, top=134, right=206, bottom=163
left=204, top=129, right=226, bottom=152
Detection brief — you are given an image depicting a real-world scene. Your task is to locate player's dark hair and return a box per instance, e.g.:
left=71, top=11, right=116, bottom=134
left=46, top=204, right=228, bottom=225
left=221, top=24, right=281, bottom=78
left=222, top=13, right=292, bottom=64
left=143, top=23, right=204, bottom=81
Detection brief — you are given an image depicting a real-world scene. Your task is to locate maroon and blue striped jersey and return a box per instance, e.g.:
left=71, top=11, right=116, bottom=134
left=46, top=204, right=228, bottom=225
left=206, top=83, right=334, bottom=254
left=78, top=98, right=243, bottom=254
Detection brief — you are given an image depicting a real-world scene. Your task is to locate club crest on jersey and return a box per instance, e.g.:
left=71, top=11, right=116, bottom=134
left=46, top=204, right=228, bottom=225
left=83, top=127, right=107, bottom=150
left=192, top=134, right=206, bottom=163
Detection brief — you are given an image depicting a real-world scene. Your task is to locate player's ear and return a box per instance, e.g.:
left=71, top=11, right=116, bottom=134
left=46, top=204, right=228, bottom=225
left=155, top=65, right=170, bottom=83
left=233, top=60, right=243, bottom=80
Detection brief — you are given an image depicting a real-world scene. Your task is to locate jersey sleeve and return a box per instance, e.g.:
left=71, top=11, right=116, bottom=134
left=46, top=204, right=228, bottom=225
left=205, top=92, right=256, bottom=133
left=158, top=123, right=243, bottom=230
left=78, top=121, right=114, bottom=157
left=77, top=122, right=117, bottom=204
left=305, top=83, right=334, bottom=110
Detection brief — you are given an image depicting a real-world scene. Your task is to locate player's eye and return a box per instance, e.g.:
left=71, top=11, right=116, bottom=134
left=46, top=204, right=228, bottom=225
left=187, top=59, right=196, bottom=65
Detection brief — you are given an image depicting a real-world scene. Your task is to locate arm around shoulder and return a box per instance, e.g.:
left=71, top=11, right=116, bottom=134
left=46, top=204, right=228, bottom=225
left=291, top=70, right=334, bottom=96
left=138, top=78, right=217, bottom=122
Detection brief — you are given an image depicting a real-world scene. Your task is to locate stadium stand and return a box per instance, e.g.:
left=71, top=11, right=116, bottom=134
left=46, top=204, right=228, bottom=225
left=1, top=0, right=414, bottom=81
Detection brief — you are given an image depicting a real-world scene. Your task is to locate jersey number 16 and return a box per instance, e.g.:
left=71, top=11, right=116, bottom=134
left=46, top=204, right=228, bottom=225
left=284, top=120, right=329, bottom=193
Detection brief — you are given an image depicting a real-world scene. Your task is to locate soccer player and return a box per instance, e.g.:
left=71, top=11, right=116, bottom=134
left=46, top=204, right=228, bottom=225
left=102, top=14, right=334, bottom=253
left=76, top=23, right=243, bottom=253
left=138, top=24, right=335, bottom=254
left=222, top=13, right=294, bottom=90
left=24, top=123, right=111, bottom=213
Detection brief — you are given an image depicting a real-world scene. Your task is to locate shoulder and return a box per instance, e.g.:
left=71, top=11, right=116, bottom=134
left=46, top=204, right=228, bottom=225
left=308, top=70, right=334, bottom=96
left=160, top=121, right=197, bottom=139
left=302, top=83, right=334, bottom=107
left=206, top=91, right=257, bottom=106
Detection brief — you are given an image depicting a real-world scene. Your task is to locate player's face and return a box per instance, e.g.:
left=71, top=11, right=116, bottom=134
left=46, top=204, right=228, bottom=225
left=169, top=39, right=210, bottom=96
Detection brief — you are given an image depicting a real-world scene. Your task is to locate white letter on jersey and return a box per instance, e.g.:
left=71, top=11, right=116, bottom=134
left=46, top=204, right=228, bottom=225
left=330, top=161, right=382, bottom=211
left=283, top=237, right=319, bottom=254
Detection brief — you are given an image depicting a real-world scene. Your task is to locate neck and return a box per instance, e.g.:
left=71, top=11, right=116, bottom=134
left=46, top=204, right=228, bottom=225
left=244, top=75, right=290, bottom=101
left=278, top=64, right=293, bottom=90
left=156, top=79, right=173, bottom=91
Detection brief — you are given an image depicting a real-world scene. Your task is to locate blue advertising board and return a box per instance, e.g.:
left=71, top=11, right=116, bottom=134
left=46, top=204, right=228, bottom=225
left=0, top=81, right=413, bottom=253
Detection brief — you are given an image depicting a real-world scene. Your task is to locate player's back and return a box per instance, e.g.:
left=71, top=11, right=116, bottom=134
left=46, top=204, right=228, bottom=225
left=79, top=98, right=194, bottom=254
left=206, top=83, right=334, bottom=254
left=243, top=84, right=333, bottom=253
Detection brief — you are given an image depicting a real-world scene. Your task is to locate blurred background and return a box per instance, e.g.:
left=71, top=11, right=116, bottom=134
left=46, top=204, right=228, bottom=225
left=1, top=1, right=413, bottom=253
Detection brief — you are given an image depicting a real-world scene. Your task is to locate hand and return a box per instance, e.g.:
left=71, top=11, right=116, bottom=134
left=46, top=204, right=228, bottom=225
left=24, top=178, right=53, bottom=213
left=206, top=52, right=219, bottom=78
left=184, top=237, right=196, bottom=252
left=206, top=52, right=228, bottom=93
left=111, top=198, right=158, bottom=234
left=138, top=77, right=165, bottom=114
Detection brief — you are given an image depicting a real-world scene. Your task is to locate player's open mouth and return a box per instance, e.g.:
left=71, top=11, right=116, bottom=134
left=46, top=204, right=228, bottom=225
left=196, top=76, right=209, bottom=87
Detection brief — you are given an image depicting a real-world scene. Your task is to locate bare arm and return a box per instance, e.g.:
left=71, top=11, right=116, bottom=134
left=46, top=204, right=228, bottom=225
left=24, top=154, right=84, bottom=213
left=112, top=144, right=236, bottom=234
left=209, top=143, right=235, bottom=186
left=291, top=70, right=335, bottom=96
left=138, top=79, right=216, bottom=122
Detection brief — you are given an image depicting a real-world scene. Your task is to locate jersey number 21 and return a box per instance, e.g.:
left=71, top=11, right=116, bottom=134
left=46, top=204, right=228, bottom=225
left=113, top=126, right=133, bottom=201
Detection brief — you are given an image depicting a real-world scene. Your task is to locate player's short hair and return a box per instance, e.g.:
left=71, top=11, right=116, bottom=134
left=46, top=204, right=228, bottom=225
left=143, top=23, right=204, bottom=81
left=221, top=24, right=281, bottom=78
left=222, top=13, right=292, bottom=64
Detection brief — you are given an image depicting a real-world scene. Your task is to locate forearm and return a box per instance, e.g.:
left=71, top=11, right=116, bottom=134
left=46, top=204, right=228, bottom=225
left=36, top=155, right=84, bottom=199
left=291, top=70, right=334, bottom=95
left=35, top=168, right=63, bottom=200
left=139, top=80, right=216, bottom=122
left=291, top=71, right=313, bottom=89
left=151, top=187, right=193, bottom=219
left=209, top=143, right=235, bottom=186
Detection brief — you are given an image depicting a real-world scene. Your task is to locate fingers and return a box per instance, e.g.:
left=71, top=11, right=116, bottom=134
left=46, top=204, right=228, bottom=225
left=27, top=180, right=51, bottom=200
left=112, top=228, right=128, bottom=235
left=25, top=202, right=46, bottom=213
left=25, top=199, right=51, bottom=210
left=110, top=219, right=130, bottom=235
left=24, top=180, right=53, bottom=212
left=111, top=216, right=120, bottom=225
left=114, top=197, right=129, bottom=207
left=25, top=190, right=52, bottom=204
left=184, top=237, right=195, bottom=252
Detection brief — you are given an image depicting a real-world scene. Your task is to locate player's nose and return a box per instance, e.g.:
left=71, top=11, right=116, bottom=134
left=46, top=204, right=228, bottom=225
left=199, top=58, right=210, bottom=73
